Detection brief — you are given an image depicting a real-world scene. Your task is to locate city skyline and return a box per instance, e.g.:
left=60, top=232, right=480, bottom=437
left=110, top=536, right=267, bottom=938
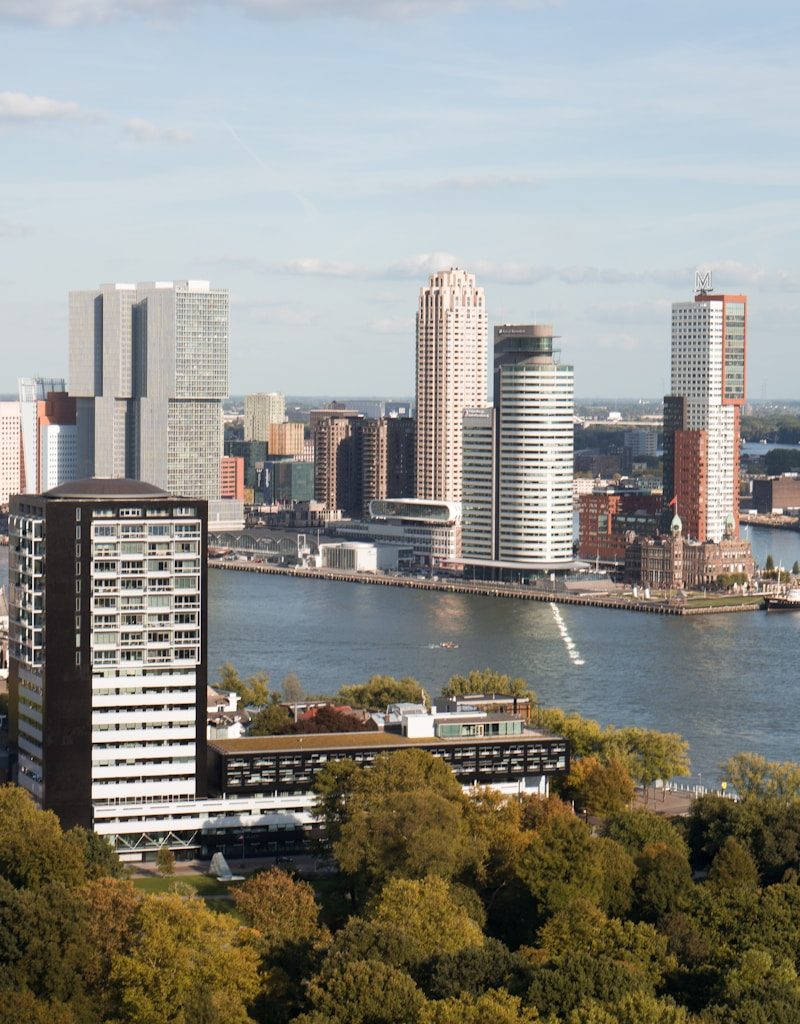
left=1, top=1, right=799, bottom=397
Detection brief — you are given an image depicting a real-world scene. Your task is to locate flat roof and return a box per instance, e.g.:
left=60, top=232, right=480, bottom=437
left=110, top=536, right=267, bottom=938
left=209, top=726, right=563, bottom=756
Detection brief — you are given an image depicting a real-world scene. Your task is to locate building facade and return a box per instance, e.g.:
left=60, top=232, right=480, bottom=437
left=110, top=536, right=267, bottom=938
left=18, top=378, right=77, bottom=495
left=360, top=416, right=415, bottom=518
left=577, top=490, right=662, bottom=564
left=244, top=393, right=286, bottom=442
left=415, top=268, right=487, bottom=502
left=624, top=515, right=754, bottom=589
left=462, top=325, right=574, bottom=576
left=69, top=281, right=228, bottom=501
left=0, top=402, right=21, bottom=506
left=751, top=476, right=800, bottom=514
left=220, top=456, right=245, bottom=501
left=7, top=480, right=208, bottom=830
left=663, top=287, right=746, bottom=541
left=268, top=421, right=304, bottom=457
left=335, top=498, right=462, bottom=566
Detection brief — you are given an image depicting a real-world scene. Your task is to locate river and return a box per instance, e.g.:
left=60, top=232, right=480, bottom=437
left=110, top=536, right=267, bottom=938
left=2, top=526, right=799, bottom=784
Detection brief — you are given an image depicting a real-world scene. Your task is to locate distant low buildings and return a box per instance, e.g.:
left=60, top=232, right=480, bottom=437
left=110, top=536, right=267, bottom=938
left=751, top=476, right=800, bottom=515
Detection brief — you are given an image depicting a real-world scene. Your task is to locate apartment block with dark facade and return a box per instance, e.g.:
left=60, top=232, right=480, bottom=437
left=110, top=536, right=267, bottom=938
left=8, top=480, right=208, bottom=830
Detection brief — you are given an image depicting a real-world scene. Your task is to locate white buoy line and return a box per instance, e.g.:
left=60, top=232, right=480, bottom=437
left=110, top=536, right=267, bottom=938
left=549, top=603, right=585, bottom=667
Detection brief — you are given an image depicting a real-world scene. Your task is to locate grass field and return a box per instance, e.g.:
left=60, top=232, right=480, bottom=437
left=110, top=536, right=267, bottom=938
left=131, top=874, right=237, bottom=897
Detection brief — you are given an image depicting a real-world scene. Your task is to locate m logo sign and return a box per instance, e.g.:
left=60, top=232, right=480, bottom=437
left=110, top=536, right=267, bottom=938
left=694, top=270, right=713, bottom=294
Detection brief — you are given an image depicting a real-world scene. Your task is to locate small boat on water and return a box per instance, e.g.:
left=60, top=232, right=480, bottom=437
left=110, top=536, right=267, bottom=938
left=765, top=589, right=800, bottom=611
left=439, top=641, right=459, bottom=649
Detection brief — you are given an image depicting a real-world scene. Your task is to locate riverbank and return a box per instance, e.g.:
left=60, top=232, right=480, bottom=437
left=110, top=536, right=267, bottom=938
left=211, top=559, right=764, bottom=616
left=743, top=514, right=800, bottom=531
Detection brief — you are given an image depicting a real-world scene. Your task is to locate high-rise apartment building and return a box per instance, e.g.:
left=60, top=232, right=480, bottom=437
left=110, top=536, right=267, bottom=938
left=415, top=268, right=487, bottom=502
left=360, top=417, right=415, bottom=518
left=313, top=413, right=363, bottom=516
left=0, top=402, right=22, bottom=506
left=663, top=284, right=746, bottom=541
left=69, top=281, right=228, bottom=501
left=8, top=480, right=207, bottom=830
left=462, top=325, right=574, bottom=575
left=313, top=413, right=415, bottom=518
left=244, top=393, right=285, bottom=441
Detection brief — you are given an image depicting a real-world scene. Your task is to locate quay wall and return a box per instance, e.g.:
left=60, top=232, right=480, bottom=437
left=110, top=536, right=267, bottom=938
left=211, top=560, right=763, bottom=617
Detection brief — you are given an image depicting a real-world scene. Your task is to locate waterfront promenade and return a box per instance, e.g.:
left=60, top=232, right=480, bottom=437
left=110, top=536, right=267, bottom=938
left=212, top=558, right=763, bottom=617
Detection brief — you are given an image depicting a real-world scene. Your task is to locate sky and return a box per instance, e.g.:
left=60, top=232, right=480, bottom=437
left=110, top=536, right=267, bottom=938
left=1, top=0, right=799, bottom=399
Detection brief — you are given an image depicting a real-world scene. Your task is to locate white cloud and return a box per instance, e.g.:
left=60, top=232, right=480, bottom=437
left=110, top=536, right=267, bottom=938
left=0, top=0, right=558, bottom=25
left=123, top=117, right=191, bottom=144
left=225, top=253, right=800, bottom=295
left=0, top=90, right=82, bottom=121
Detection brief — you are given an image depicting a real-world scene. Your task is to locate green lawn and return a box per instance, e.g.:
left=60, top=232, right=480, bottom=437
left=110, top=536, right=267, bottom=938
left=683, top=595, right=764, bottom=609
left=132, top=874, right=237, bottom=896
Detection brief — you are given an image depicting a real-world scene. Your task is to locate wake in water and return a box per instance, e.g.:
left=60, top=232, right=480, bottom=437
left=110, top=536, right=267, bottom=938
left=550, top=603, right=585, bottom=667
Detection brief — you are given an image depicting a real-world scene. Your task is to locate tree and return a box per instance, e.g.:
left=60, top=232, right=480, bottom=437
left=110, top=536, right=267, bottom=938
left=78, top=880, right=146, bottom=1019
left=281, top=672, right=304, bottom=702
left=464, top=787, right=531, bottom=894
left=216, top=663, right=270, bottom=707
left=155, top=845, right=175, bottom=877
left=707, top=837, right=759, bottom=893
left=329, top=876, right=484, bottom=972
left=0, top=877, right=91, bottom=1008
left=317, top=749, right=477, bottom=895
left=566, top=992, right=692, bottom=1023
left=425, top=938, right=531, bottom=1000
left=765, top=554, right=775, bottom=573
left=0, top=785, right=86, bottom=890
left=617, top=728, right=690, bottom=802
left=420, top=989, right=544, bottom=1024
left=249, top=700, right=293, bottom=736
left=292, top=705, right=372, bottom=734
left=232, top=868, right=325, bottom=956
left=633, top=843, right=693, bottom=922
left=792, top=561, right=800, bottom=576
left=300, top=959, right=425, bottom=1024
left=336, top=675, right=427, bottom=710
left=561, top=756, right=635, bottom=816
left=528, top=901, right=676, bottom=1019
left=64, top=827, right=126, bottom=880
left=441, top=668, right=534, bottom=699
left=517, top=815, right=605, bottom=921
left=108, top=892, right=260, bottom=1024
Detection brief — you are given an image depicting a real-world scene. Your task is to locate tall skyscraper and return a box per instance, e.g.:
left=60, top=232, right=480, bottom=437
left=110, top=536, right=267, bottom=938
left=0, top=402, right=21, bottom=506
left=244, top=392, right=286, bottom=442
left=18, top=379, right=77, bottom=494
left=415, top=268, right=487, bottom=502
left=8, top=480, right=207, bottom=829
left=663, top=280, right=746, bottom=542
left=462, top=325, right=574, bottom=575
left=69, top=281, right=228, bottom=501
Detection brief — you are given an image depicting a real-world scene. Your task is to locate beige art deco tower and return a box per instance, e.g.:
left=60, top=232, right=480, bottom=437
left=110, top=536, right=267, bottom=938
left=415, top=268, right=487, bottom=502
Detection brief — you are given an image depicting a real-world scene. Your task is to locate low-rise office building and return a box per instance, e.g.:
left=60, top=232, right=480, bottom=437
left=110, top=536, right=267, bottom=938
left=334, top=498, right=462, bottom=567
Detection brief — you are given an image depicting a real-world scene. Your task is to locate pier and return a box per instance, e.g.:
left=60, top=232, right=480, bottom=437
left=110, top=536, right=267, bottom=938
left=210, top=560, right=763, bottom=616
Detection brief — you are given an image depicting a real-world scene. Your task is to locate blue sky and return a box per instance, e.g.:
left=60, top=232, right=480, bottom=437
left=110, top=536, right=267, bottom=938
left=1, top=0, right=799, bottom=398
